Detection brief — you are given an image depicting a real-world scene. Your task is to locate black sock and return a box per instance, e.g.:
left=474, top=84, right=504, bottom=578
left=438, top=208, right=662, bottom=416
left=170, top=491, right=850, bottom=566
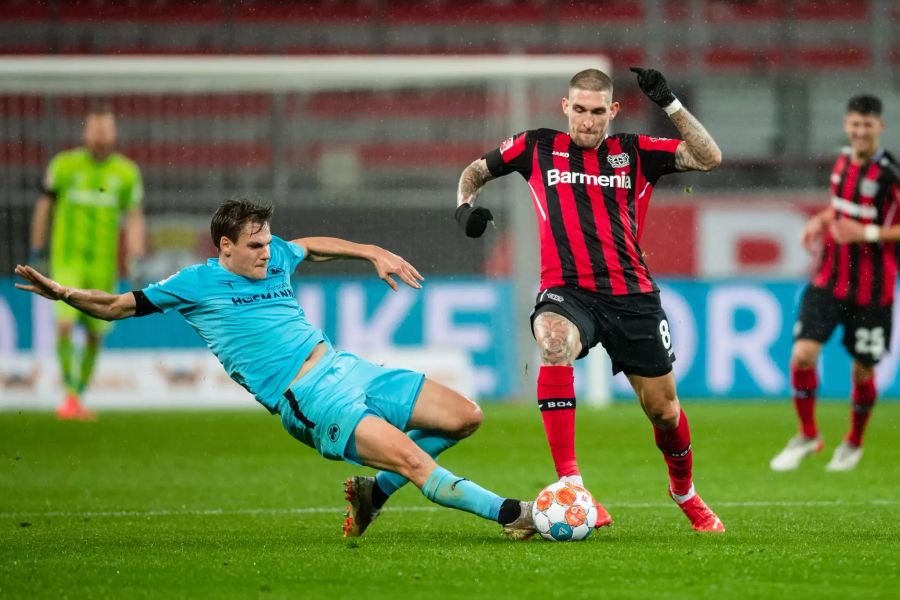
left=371, top=480, right=389, bottom=510
left=497, top=498, right=522, bottom=525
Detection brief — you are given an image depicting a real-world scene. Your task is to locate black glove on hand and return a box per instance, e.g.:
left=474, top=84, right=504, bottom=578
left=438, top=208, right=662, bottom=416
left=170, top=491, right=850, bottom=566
left=629, top=67, right=677, bottom=108
left=455, top=203, right=494, bottom=238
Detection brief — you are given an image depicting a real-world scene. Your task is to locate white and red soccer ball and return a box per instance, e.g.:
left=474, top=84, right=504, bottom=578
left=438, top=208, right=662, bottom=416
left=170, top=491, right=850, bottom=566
left=532, top=481, right=598, bottom=541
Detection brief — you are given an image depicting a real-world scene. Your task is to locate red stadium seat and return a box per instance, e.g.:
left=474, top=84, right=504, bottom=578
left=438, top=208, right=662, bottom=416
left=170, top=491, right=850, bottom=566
left=386, top=0, right=544, bottom=24
left=0, top=141, right=47, bottom=167
left=796, top=45, right=871, bottom=69
left=296, top=89, right=499, bottom=119
left=557, top=0, right=644, bottom=21
left=122, top=142, right=272, bottom=168
left=705, top=0, right=784, bottom=21
left=705, top=47, right=785, bottom=70
left=235, top=0, right=373, bottom=23
left=0, top=0, right=52, bottom=20
left=794, top=0, right=869, bottom=20
left=296, top=141, right=487, bottom=168
left=55, top=95, right=273, bottom=118
left=58, top=0, right=224, bottom=22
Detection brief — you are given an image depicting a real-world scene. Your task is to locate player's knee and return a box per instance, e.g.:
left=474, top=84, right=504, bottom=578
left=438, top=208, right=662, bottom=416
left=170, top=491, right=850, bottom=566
left=459, top=400, right=483, bottom=438
left=539, top=335, right=574, bottom=365
left=790, top=343, right=818, bottom=370
left=645, top=393, right=680, bottom=429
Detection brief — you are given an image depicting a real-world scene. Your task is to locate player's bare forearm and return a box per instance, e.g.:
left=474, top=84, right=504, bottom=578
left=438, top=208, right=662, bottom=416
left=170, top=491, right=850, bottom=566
left=457, top=159, right=495, bottom=207
left=290, top=237, right=423, bottom=291
left=670, top=108, right=723, bottom=172
left=126, top=208, right=146, bottom=259
left=13, top=264, right=136, bottom=321
left=878, top=224, right=900, bottom=242
left=291, top=237, right=376, bottom=263
left=30, top=195, right=53, bottom=251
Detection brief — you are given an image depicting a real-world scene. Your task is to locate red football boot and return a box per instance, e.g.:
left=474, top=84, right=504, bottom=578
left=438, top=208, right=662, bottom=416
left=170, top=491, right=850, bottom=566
left=670, top=489, right=725, bottom=532
left=593, top=499, right=613, bottom=528
left=55, top=393, right=96, bottom=421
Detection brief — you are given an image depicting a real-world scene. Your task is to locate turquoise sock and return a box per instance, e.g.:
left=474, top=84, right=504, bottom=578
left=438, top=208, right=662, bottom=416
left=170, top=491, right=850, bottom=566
left=375, top=430, right=458, bottom=496
left=421, top=466, right=503, bottom=521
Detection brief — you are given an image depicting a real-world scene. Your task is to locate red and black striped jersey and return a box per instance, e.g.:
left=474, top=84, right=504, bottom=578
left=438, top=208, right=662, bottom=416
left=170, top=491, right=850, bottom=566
left=812, top=147, right=900, bottom=306
left=484, top=128, right=681, bottom=295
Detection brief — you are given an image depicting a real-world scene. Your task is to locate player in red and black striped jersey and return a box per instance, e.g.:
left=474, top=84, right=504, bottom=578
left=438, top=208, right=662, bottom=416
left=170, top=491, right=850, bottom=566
left=455, top=68, right=724, bottom=532
left=771, top=95, right=900, bottom=473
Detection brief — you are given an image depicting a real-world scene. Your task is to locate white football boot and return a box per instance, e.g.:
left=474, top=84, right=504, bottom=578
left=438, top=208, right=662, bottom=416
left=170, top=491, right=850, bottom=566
left=826, top=441, right=863, bottom=472
left=770, top=434, right=824, bottom=471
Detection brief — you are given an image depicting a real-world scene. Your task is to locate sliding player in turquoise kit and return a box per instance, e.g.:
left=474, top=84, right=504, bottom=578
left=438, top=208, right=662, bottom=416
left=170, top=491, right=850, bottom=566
left=15, top=198, right=535, bottom=539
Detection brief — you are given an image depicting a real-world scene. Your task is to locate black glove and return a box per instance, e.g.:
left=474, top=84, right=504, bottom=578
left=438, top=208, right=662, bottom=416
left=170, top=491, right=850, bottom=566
left=629, top=66, right=677, bottom=109
left=455, top=203, right=494, bottom=238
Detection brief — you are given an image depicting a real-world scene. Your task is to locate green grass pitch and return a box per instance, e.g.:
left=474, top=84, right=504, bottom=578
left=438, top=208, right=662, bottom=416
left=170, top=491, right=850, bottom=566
left=2, top=402, right=899, bottom=599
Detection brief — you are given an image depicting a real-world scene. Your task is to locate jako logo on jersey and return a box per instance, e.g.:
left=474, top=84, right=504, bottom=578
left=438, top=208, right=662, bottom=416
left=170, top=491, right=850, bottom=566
left=268, top=266, right=284, bottom=275
left=499, top=137, right=515, bottom=154
left=546, top=169, right=631, bottom=189
left=552, top=150, right=570, bottom=158
left=607, top=153, right=630, bottom=168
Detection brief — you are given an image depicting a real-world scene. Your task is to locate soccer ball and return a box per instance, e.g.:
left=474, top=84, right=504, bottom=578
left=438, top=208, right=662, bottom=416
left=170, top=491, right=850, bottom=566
left=532, top=481, right=598, bottom=541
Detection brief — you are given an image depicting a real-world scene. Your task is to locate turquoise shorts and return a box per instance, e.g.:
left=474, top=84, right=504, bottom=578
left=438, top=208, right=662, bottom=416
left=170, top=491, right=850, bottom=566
left=278, top=347, right=426, bottom=465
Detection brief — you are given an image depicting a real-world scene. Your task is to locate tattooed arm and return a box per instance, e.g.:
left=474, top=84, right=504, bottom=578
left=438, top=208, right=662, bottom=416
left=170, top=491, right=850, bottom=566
left=629, top=66, right=722, bottom=173
left=457, top=158, right=496, bottom=207
left=669, top=108, right=723, bottom=172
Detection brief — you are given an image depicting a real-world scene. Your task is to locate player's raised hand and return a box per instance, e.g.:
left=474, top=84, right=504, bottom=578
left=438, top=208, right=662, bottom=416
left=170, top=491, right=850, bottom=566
left=370, top=248, right=424, bottom=291
left=455, top=202, right=494, bottom=238
left=629, top=67, right=677, bottom=108
left=14, top=264, right=67, bottom=300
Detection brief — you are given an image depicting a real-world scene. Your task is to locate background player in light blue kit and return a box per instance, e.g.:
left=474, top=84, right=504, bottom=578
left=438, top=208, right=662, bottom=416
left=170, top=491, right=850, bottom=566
left=14, top=198, right=535, bottom=539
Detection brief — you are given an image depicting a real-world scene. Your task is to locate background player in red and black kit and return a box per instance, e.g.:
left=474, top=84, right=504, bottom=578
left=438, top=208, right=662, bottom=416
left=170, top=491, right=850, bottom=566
left=771, top=95, right=900, bottom=473
left=454, top=68, right=724, bottom=532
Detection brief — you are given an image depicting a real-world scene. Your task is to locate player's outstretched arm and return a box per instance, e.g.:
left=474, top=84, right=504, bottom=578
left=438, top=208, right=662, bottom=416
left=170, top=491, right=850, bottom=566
left=456, top=158, right=496, bottom=238
left=291, top=237, right=424, bottom=291
left=14, top=264, right=136, bottom=321
left=630, top=66, right=722, bottom=172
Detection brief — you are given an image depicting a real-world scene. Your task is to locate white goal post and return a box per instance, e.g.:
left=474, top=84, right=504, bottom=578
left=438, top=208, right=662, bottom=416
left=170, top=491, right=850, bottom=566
left=0, top=54, right=613, bottom=406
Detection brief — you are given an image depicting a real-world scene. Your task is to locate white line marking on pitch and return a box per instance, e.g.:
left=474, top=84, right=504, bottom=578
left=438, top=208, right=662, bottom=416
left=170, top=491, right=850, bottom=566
left=2, top=499, right=897, bottom=520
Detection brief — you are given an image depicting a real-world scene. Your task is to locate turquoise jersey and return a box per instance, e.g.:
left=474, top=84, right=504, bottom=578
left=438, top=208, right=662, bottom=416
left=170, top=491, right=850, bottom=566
left=142, top=236, right=326, bottom=412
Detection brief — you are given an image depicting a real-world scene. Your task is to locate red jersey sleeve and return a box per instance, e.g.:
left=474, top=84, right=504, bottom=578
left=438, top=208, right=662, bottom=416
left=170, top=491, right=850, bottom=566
left=483, top=131, right=533, bottom=178
left=636, top=134, right=682, bottom=183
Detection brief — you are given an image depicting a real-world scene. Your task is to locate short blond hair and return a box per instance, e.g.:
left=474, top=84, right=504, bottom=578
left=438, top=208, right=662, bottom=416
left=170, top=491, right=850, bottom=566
left=569, top=69, right=613, bottom=96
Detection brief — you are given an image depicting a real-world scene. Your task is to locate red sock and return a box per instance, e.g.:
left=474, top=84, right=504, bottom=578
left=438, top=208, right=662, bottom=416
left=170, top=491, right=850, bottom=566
left=791, top=365, right=818, bottom=438
left=537, top=365, right=579, bottom=478
left=654, top=408, right=693, bottom=496
left=847, top=377, right=876, bottom=447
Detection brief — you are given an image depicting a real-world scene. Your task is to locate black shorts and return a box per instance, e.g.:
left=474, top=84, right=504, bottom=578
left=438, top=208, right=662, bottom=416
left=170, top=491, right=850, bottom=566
left=794, top=285, right=893, bottom=366
left=530, top=286, right=675, bottom=378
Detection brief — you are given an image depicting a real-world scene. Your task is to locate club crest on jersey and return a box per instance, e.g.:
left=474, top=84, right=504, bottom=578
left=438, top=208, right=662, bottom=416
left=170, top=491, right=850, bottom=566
left=607, top=153, right=630, bottom=168
left=546, top=168, right=631, bottom=189
left=499, top=137, right=515, bottom=154
left=860, top=178, right=879, bottom=198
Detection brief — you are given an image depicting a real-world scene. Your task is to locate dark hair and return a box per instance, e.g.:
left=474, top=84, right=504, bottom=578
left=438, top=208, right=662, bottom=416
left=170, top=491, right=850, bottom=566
left=847, top=94, right=882, bottom=116
left=569, top=69, right=613, bottom=96
left=210, top=198, right=274, bottom=249
left=86, top=101, right=115, bottom=119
